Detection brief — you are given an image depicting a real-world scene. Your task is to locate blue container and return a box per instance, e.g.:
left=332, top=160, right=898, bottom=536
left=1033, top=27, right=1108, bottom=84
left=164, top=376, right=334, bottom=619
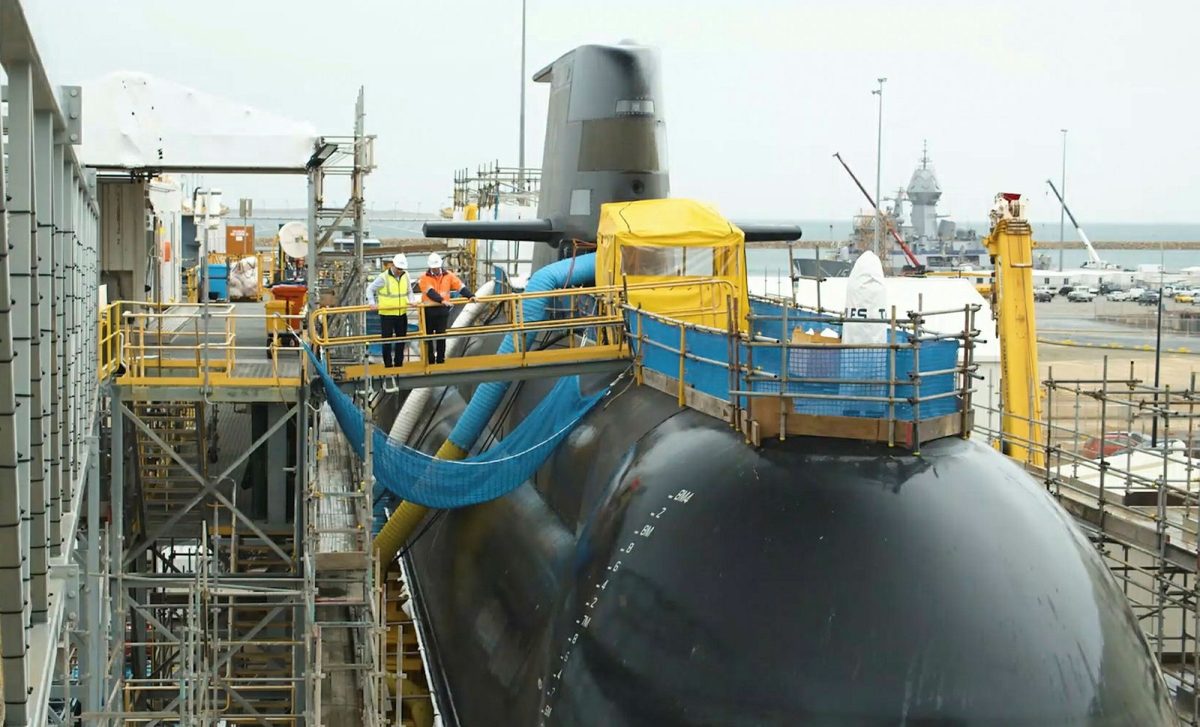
left=206, top=263, right=228, bottom=301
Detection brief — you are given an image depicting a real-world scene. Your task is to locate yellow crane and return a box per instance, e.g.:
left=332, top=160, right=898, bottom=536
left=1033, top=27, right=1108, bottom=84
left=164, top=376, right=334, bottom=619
left=982, top=193, right=1044, bottom=467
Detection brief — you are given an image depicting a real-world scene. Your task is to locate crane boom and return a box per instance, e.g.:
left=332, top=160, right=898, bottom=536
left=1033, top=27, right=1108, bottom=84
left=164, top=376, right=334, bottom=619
left=833, top=152, right=922, bottom=269
left=983, top=193, right=1044, bottom=467
left=1046, top=179, right=1102, bottom=267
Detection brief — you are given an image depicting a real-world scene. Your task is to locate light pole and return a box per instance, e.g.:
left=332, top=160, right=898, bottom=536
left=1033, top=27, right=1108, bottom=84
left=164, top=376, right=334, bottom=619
left=1058, top=128, right=1067, bottom=271
left=517, top=0, right=527, bottom=191
left=1151, top=239, right=1165, bottom=446
left=872, top=78, right=887, bottom=259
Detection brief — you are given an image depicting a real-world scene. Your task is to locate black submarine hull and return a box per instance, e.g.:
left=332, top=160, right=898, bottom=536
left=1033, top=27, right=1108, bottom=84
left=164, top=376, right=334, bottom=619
left=405, top=378, right=1174, bottom=726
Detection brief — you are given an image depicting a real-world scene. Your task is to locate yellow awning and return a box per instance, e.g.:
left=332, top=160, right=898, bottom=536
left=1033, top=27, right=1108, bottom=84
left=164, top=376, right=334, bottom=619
left=596, top=199, right=749, bottom=331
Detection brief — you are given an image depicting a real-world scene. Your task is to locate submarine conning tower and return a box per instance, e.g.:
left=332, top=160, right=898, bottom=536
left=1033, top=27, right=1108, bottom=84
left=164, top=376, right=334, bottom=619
left=532, top=42, right=668, bottom=268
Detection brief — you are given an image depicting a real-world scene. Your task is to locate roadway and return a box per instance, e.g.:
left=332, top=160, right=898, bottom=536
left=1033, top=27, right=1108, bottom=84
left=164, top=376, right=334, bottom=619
left=1036, top=298, right=1200, bottom=351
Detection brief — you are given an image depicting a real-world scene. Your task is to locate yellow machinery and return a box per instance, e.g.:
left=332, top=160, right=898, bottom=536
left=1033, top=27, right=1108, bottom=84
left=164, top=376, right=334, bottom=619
left=596, top=198, right=750, bottom=331
left=982, top=193, right=1044, bottom=467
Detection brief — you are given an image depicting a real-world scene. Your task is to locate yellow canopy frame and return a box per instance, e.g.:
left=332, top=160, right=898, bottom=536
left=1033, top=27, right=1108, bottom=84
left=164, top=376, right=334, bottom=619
left=596, top=199, right=750, bottom=331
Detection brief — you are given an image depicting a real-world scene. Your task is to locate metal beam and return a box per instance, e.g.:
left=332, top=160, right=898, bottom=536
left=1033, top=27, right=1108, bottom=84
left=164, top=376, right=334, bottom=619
left=119, top=403, right=298, bottom=566
left=9, top=61, right=37, bottom=657
left=0, top=56, right=31, bottom=727
left=125, top=598, right=181, bottom=645
left=143, top=606, right=287, bottom=727
left=267, top=404, right=288, bottom=525
left=109, top=389, right=125, bottom=693
left=337, top=355, right=630, bottom=390
left=31, top=109, right=54, bottom=625
left=49, top=140, right=67, bottom=561
left=113, top=385, right=301, bottom=403
left=85, top=430, right=104, bottom=714
left=224, top=686, right=273, bottom=727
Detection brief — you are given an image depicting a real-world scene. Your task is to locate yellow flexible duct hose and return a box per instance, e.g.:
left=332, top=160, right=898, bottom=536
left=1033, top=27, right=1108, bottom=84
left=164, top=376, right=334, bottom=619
left=372, top=439, right=469, bottom=564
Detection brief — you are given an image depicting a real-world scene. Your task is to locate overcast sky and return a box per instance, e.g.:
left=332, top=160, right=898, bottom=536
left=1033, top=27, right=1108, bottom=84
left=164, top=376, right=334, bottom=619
left=22, top=0, right=1200, bottom=222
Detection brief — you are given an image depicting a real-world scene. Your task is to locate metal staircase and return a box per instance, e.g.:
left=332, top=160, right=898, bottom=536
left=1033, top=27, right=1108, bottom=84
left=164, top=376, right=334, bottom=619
left=132, top=400, right=209, bottom=531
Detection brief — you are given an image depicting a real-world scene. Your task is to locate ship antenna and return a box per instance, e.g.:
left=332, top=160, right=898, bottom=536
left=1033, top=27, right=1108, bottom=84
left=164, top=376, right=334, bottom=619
left=921, top=140, right=929, bottom=169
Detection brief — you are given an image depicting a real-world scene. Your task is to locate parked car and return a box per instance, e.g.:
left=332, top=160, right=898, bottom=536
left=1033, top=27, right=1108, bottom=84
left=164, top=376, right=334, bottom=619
left=1058, top=285, right=1075, bottom=296
left=1137, top=290, right=1161, bottom=306
left=1175, top=289, right=1200, bottom=304
left=1034, top=287, right=1055, bottom=302
left=1067, top=288, right=1095, bottom=302
left=1082, top=431, right=1152, bottom=459
left=1105, top=289, right=1132, bottom=302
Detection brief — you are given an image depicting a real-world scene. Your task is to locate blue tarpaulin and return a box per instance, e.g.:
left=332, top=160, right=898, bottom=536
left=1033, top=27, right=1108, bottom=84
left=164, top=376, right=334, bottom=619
left=304, top=344, right=607, bottom=510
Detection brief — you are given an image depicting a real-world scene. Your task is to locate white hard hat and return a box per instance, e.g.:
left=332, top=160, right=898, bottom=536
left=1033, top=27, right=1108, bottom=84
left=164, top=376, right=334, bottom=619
left=427, top=252, right=444, bottom=268
left=392, top=253, right=408, bottom=269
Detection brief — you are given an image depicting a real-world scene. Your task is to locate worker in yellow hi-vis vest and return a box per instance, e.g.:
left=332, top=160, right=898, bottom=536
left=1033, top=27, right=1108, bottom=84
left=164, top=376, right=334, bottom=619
left=366, top=253, right=411, bottom=368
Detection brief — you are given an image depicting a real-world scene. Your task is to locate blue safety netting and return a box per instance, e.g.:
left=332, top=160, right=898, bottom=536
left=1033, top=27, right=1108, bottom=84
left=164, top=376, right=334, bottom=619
left=629, top=298, right=960, bottom=421
left=304, top=344, right=607, bottom=510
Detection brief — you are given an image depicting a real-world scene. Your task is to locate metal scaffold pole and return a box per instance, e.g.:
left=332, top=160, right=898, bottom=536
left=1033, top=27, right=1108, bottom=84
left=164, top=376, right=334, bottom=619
left=0, top=56, right=32, bottom=725
left=31, top=108, right=54, bottom=628
left=8, top=60, right=37, bottom=656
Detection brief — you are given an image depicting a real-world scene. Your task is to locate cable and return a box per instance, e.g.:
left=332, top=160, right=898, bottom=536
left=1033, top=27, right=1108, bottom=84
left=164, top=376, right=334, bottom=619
left=397, top=509, right=446, bottom=559
left=477, top=328, right=567, bottom=451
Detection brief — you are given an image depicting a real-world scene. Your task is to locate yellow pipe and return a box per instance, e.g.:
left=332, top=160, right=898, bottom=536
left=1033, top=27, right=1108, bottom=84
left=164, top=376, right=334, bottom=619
left=373, top=439, right=469, bottom=564
left=374, top=501, right=429, bottom=565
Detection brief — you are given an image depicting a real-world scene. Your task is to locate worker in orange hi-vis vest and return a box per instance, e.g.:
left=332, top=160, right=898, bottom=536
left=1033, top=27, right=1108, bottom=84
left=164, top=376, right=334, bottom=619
left=417, top=252, right=474, bottom=364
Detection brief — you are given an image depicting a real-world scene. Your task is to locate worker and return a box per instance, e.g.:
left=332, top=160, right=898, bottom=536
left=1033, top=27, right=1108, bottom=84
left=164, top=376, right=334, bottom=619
left=366, top=253, right=411, bottom=368
left=418, top=252, right=474, bottom=364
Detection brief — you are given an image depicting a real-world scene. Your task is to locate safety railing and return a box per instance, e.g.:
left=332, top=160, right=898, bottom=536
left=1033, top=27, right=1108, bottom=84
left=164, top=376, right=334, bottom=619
left=965, top=361, right=1200, bottom=723
left=98, top=301, right=306, bottom=390
left=626, top=296, right=981, bottom=448
left=309, top=277, right=740, bottom=382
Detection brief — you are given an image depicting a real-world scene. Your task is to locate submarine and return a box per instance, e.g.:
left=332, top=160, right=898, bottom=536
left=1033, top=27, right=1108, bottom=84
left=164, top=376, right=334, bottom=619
left=397, top=42, right=1175, bottom=725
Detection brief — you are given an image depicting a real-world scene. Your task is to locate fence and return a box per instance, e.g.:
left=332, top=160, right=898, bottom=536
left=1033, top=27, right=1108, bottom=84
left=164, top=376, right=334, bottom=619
left=626, top=296, right=979, bottom=447
left=972, top=361, right=1200, bottom=723
left=98, top=301, right=305, bottom=388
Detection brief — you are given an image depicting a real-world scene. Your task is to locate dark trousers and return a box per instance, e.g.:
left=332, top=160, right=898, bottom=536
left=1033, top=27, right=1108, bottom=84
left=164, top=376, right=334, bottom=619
left=425, top=306, right=450, bottom=364
left=379, top=313, right=407, bottom=368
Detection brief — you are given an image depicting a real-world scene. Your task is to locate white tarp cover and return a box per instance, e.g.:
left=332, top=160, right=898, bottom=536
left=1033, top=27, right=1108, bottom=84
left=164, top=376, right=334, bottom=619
left=80, top=71, right=317, bottom=171
left=752, top=275, right=1000, bottom=363
left=841, top=251, right=888, bottom=345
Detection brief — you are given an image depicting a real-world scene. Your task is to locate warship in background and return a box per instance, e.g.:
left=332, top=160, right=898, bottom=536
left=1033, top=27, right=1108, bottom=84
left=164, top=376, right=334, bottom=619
left=822, top=145, right=1052, bottom=276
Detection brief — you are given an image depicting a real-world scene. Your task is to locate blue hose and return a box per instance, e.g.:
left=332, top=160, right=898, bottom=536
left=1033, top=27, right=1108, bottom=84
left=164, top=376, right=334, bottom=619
left=447, top=253, right=596, bottom=452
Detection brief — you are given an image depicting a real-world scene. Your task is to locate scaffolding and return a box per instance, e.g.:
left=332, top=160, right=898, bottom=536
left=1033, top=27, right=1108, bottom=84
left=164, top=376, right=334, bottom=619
left=82, top=80, right=387, bottom=727
left=448, top=161, right=542, bottom=288
left=0, top=4, right=104, bottom=724
left=976, top=362, right=1200, bottom=722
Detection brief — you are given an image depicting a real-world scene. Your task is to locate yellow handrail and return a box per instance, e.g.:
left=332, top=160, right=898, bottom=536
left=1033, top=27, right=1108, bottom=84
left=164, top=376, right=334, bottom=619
left=310, top=277, right=738, bottom=350
left=99, top=300, right=306, bottom=388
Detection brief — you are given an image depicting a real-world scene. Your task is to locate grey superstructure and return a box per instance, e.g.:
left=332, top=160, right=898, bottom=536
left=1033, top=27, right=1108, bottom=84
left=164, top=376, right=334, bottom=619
left=843, top=145, right=993, bottom=271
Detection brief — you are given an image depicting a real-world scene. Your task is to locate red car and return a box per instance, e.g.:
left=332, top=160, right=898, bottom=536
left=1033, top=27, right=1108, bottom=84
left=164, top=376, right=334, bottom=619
left=1082, top=431, right=1152, bottom=459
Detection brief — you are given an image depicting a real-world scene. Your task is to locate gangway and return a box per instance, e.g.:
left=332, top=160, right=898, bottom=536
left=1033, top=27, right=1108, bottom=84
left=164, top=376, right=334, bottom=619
left=309, top=279, right=740, bottom=389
